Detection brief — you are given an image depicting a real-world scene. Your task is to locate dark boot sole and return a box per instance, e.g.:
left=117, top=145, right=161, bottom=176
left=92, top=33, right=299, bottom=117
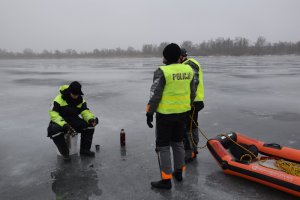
left=150, top=182, right=172, bottom=190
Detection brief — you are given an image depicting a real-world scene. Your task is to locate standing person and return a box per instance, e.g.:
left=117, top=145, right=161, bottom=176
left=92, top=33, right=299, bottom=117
left=146, top=43, right=196, bottom=189
left=47, top=81, right=99, bottom=161
left=180, top=48, right=204, bottom=163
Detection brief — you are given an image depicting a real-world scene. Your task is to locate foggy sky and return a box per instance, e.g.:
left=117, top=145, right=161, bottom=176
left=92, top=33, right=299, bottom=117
left=1, top=0, right=300, bottom=52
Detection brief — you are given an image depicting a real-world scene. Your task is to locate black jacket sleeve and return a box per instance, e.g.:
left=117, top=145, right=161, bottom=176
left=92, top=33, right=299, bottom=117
left=190, top=75, right=196, bottom=104
left=147, top=68, right=165, bottom=114
left=185, top=60, right=200, bottom=91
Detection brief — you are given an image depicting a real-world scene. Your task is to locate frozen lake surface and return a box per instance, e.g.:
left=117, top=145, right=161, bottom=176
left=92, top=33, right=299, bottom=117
left=0, top=55, right=300, bottom=199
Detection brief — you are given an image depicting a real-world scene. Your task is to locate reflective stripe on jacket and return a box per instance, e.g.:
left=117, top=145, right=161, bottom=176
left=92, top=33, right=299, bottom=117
left=49, top=85, right=95, bottom=127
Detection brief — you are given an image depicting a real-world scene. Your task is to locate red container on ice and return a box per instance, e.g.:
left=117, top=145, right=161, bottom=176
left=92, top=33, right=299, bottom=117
left=120, top=129, right=126, bottom=146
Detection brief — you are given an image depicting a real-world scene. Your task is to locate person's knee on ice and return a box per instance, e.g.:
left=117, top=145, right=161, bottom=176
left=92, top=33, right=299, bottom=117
left=48, top=122, right=69, bottom=155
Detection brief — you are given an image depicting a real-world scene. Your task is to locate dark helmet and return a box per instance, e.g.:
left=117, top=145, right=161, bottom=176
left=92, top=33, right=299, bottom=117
left=181, top=48, right=187, bottom=57
left=163, top=43, right=181, bottom=63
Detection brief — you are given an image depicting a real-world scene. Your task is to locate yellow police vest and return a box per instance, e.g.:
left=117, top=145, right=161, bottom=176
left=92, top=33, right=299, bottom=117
left=156, top=64, right=194, bottom=114
left=183, top=58, right=204, bottom=101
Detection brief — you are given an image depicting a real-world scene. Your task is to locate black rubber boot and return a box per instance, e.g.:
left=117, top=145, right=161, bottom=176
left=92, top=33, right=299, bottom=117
left=185, top=157, right=194, bottom=163
left=80, top=149, right=95, bottom=157
left=173, top=169, right=183, bottom=182
left=80, top=128, right=94, bottom=151
left=185, top=151, right=197, bottom=163
left=151, top=179, right=172, bottom=190
left=52, top=133, right=71, bottom=162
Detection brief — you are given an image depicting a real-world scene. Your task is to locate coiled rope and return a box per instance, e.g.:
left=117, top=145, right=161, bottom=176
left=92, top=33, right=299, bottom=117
left=219, top=133, right=300, bottom=176
left=188, top=113, right=300, bottom=176
left=275, top=159, right=300, bottom=176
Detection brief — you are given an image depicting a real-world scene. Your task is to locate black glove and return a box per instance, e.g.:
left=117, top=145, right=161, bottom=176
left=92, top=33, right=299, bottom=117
left=146, top=112, right=153, bottom=128
left=89, top=117, right=99, bottom=127
left=63, top=124, right=76, bottom=136
left=63, top=124, right=72, bottom=133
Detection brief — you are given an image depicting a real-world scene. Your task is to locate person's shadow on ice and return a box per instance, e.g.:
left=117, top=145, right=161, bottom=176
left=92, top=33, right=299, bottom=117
left=51, top=156, right=102, bottom=200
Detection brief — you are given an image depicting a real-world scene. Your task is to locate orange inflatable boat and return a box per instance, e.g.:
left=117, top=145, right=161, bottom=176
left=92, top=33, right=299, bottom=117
left=207, top=132, right=300, bottom=197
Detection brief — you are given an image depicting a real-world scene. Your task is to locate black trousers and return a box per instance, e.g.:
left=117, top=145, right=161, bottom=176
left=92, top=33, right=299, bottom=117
left=155, top=112, right=187, bottom=147
left=184, top=101, right=204, bottom=151
left=47, top=116, right=95, bottom=156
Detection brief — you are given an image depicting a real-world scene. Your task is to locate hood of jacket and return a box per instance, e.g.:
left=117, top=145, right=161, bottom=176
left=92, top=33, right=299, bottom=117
left=59, top=84, right=83, bottom=106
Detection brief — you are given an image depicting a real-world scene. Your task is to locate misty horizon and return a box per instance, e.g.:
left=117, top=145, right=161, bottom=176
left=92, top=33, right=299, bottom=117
left=1, top=36, right=300, bottom=54
left=1, top=36, right=300, bottom=59
left=1, top=0, right=300, bottom=52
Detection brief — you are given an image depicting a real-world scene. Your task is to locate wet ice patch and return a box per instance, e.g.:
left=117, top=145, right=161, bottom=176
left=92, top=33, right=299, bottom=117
left=10, top=163, right=30, bottom=176
left=232, top=73, right=300, bottom=79
left=218, top=84, right=271, bottom=95
left=288, top=140, right=296, bottom=145
left=240, top=109, right=273, bottom=119
left=240, top=110, right=300, bottom=122
left=51, top=158, right=102, bottom=199
left=206, top=172, right=261, bottom=198
left=5, top=70, right=69, bottom=75
left=14, top=78, right=68, bottom=86
left=232, top=74, right=263, bottom=79
left=87, top=92, right=121, bottom=99
left=18, top=176, right=38, bottom=187
left=272, top=112, right=300, bottom=122
left=273, top=73, right=300, bottom=77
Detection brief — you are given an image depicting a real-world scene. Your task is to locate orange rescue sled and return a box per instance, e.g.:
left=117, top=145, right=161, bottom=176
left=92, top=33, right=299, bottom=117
left=207, top=132, right=300, bottom=197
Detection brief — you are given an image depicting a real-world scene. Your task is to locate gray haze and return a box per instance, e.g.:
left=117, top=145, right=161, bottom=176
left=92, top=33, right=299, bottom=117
left=1, top=0, right=300, bottom=52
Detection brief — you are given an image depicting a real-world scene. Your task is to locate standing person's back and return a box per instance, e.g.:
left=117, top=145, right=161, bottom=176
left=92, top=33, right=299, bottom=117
left=146, top=43, right=196, bottom=189
left=180, top=49, right=205, bottom=163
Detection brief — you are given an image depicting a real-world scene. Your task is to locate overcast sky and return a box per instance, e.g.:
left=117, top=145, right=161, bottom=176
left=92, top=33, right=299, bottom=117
left=1, top=0, right=300, bottom=52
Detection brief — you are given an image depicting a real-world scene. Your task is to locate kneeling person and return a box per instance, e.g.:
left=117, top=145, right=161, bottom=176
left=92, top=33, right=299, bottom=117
left=47, top=81, right=98, bottom=161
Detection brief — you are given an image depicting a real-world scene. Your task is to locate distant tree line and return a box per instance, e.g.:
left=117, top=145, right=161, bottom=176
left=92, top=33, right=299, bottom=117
left=1, top=36, right=300, bottom=59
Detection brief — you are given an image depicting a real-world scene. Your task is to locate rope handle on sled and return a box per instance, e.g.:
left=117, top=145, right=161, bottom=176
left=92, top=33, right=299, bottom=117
left=188, top=107, right=300, bottom=176
left=219, top=134, right=300, bottom=176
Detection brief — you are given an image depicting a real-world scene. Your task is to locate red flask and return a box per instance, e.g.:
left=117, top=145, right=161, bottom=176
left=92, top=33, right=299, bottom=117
left=120, top=129, right=126, bottom=146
